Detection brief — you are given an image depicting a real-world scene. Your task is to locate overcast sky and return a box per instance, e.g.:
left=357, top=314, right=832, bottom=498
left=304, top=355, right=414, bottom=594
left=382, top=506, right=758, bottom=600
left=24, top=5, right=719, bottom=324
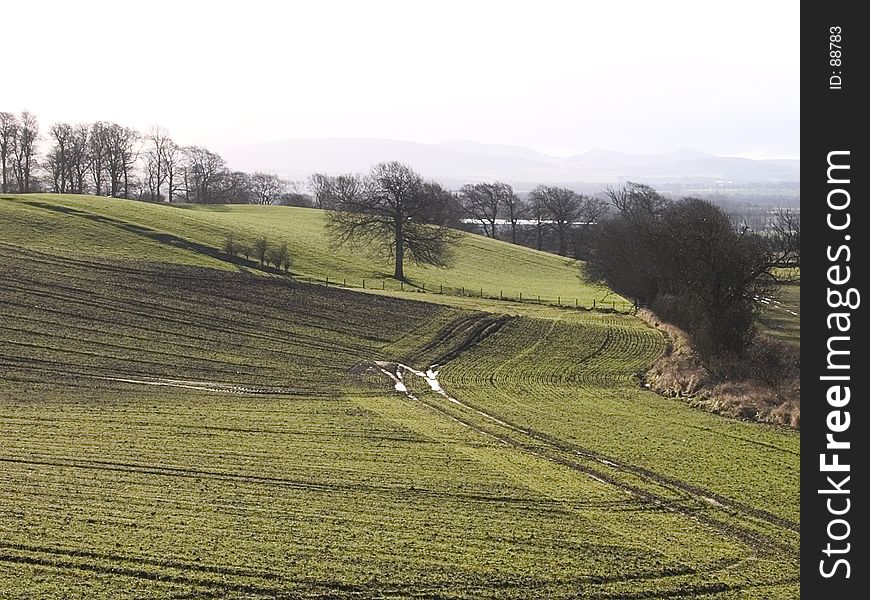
left=5, top=0, right=799, bottom=159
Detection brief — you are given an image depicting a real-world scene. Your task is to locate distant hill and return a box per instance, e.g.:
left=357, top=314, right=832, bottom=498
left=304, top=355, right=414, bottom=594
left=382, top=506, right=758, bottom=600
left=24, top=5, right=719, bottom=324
left=221, top=138, right=800, bottom=186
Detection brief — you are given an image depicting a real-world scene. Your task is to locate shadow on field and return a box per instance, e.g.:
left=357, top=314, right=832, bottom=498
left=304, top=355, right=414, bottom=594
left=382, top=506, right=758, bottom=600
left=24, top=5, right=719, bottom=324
left=20, top=200, right=290, bottom=277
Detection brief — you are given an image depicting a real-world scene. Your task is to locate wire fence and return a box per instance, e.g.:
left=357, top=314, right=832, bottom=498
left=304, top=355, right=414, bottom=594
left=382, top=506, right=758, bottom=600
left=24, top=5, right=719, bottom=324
left=293, top=273, right=635, bottom=314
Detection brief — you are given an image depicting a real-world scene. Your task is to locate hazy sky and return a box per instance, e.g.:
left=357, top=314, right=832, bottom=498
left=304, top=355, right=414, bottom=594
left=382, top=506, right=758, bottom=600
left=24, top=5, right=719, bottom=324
left=5, top=0, right=799, bottom=158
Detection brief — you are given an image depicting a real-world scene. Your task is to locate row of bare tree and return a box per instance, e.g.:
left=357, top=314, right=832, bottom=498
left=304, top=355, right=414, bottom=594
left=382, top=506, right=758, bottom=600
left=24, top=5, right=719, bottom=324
left=1, top=110, right=302, bottom=205
left=309, top=174, right=611, bottom=258
left=456, top=182, right=608, bottom=253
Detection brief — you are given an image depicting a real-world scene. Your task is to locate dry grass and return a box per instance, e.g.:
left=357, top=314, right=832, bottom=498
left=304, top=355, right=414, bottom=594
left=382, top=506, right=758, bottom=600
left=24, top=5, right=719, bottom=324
left=637, top=309, right=800, bottom=429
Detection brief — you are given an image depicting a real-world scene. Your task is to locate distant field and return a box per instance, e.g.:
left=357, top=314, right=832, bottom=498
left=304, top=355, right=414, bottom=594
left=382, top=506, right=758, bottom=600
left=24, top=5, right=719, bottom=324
left=0, top=196, right=798, bottom=598
left=0, top=194, right=620, bottom=307
left=757, top=280, right=800, bottom=346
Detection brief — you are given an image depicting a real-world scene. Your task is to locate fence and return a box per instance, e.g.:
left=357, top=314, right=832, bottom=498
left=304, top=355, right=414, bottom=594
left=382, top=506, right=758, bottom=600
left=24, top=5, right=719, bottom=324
left=295, top=274, right=634, bottom=314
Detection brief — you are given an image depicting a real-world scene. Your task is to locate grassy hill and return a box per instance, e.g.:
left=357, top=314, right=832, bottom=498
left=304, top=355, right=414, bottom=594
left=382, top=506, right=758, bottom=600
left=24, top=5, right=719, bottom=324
left=0, top=194, right=621, bottom=307
left=0, top=194, right=798, bottom=598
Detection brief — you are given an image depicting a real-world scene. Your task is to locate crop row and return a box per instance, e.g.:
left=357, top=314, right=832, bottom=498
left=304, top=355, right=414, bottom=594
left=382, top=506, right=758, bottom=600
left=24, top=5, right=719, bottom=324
left=0, top=383, right=769, bottom=599
left=0, top=245, right=452, bottom=390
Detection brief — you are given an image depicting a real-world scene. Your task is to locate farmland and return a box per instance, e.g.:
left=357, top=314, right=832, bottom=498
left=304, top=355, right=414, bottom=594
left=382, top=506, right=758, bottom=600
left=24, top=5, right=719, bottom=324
left=757, top=280, right=800, bottom=346
left=0, top=194, right=618, bottom=307
left=0, top=195, right=798, bottom=598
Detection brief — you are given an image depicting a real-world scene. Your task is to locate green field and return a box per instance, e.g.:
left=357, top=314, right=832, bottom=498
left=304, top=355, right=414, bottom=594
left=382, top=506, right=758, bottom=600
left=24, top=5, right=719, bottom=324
left=0, top=195, right=799, bottom=598
left=0, top=194, right=621, bottom=307
left=757, top=280, right=800, bottom=346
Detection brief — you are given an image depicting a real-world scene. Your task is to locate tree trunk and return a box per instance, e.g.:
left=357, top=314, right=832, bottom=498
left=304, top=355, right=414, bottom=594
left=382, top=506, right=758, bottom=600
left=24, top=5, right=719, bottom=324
left=394, top=222, right=405, bottom=280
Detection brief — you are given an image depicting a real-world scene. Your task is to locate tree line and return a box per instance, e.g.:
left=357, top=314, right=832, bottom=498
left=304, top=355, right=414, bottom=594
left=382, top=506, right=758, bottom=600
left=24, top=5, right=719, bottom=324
left=585, top=182, right=799, bottom=359
left=0, top=110, right=306, bottom=205
left=4, top=109, right=800, bottom=361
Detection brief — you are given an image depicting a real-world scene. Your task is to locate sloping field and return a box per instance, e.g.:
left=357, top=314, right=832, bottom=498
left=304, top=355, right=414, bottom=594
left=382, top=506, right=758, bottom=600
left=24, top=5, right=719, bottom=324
left=0, top=194, right=617, bottom=306
left=0, top=197, right=798, bottom=598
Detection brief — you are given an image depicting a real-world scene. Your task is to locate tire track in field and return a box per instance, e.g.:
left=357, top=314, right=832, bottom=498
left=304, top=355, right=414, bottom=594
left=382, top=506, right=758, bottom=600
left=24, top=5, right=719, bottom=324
left=375, top=352, right=798, bottom=557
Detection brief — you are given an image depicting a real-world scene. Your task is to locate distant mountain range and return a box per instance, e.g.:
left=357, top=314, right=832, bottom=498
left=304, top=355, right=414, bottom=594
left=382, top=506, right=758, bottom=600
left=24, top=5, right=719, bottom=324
left=221, top=138, right=800, bottom=188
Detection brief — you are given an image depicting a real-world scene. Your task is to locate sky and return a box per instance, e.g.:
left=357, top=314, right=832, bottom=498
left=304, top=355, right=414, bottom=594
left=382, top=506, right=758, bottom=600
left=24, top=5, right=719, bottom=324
left=4, top=0, right=799, bottom=159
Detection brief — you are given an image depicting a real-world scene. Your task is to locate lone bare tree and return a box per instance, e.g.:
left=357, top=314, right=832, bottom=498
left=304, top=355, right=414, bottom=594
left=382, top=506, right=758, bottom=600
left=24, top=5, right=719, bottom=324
left=325, top=161, right=460, bottom=280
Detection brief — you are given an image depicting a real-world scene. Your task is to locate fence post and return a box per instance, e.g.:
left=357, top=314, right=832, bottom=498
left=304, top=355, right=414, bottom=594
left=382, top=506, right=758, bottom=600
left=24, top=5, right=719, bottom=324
left=326, top=277, right=329, bottom=287
left=308, top=276, right=311, bottom=285
left=520, top=292, right=522, bottom=301
left=611, top=301, right=615, bottom=309
left=422, top=283, right=426, bottom=292
left=480, top=288, right=483, bottom=298
left=575, top=298, right=578, bottom=308
left=537, top=295, right=540, bottom=303
left=557, top=296, right=560, bottom=306
left=500, top=290, right=503, bottom=300
left=461, top=286, right=464, bottom=296
left=363, top=279, right=366, bottom=289
left=343, top=278, right=346, bottom=287
left=401, top=281, right=404, bottom=291
left=440, top=284, right=443, bottom=294
left=382, top=280, right=385, bottom=290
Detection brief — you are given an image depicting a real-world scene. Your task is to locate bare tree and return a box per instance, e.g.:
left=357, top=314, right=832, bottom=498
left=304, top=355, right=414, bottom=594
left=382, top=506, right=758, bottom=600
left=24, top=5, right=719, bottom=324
left=144, top=126, right=173, bottom=201
left=10, top=111, right=39, bottom=193
left=0, top=112, right=16, bottom=193
left=182, top=146, right=227, bottom=203
left=528, top=185, right=586, bottom=256
left=68, top=124, right=90, bottom=194
left=325, top=162, right=460, bottom=280
left=46, top=123, right=74, bottom=193
left=162, top=140, right=183, bottom=202
left=459, top=182, right=502, bottom=238
left=46, top=122, right=90, bottom=194
left=500, top=185, right=525, bottom=244
left=307, top=173, right=332, bottom=209
left=768, top=208, right=800, bottom=271
left=604, top=181, right=670, bottom=221
left=102, top=123, right=139, bottom=198
left=88, top=122, right=109, bottom=195
left=308, top=172, right=368, bottom=210
left=250, top=172, right=287, bottom=205
left=527, top=192, right=547, bottom=251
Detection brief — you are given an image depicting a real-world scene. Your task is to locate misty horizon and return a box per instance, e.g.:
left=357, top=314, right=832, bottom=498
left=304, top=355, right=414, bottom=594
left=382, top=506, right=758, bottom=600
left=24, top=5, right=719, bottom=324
left=6, top=1, right=799, bottom=161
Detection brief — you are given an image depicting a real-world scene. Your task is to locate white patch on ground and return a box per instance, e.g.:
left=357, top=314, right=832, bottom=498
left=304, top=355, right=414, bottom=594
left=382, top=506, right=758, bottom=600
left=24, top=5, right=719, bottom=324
left=704, top=496, right=725, bottom=508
